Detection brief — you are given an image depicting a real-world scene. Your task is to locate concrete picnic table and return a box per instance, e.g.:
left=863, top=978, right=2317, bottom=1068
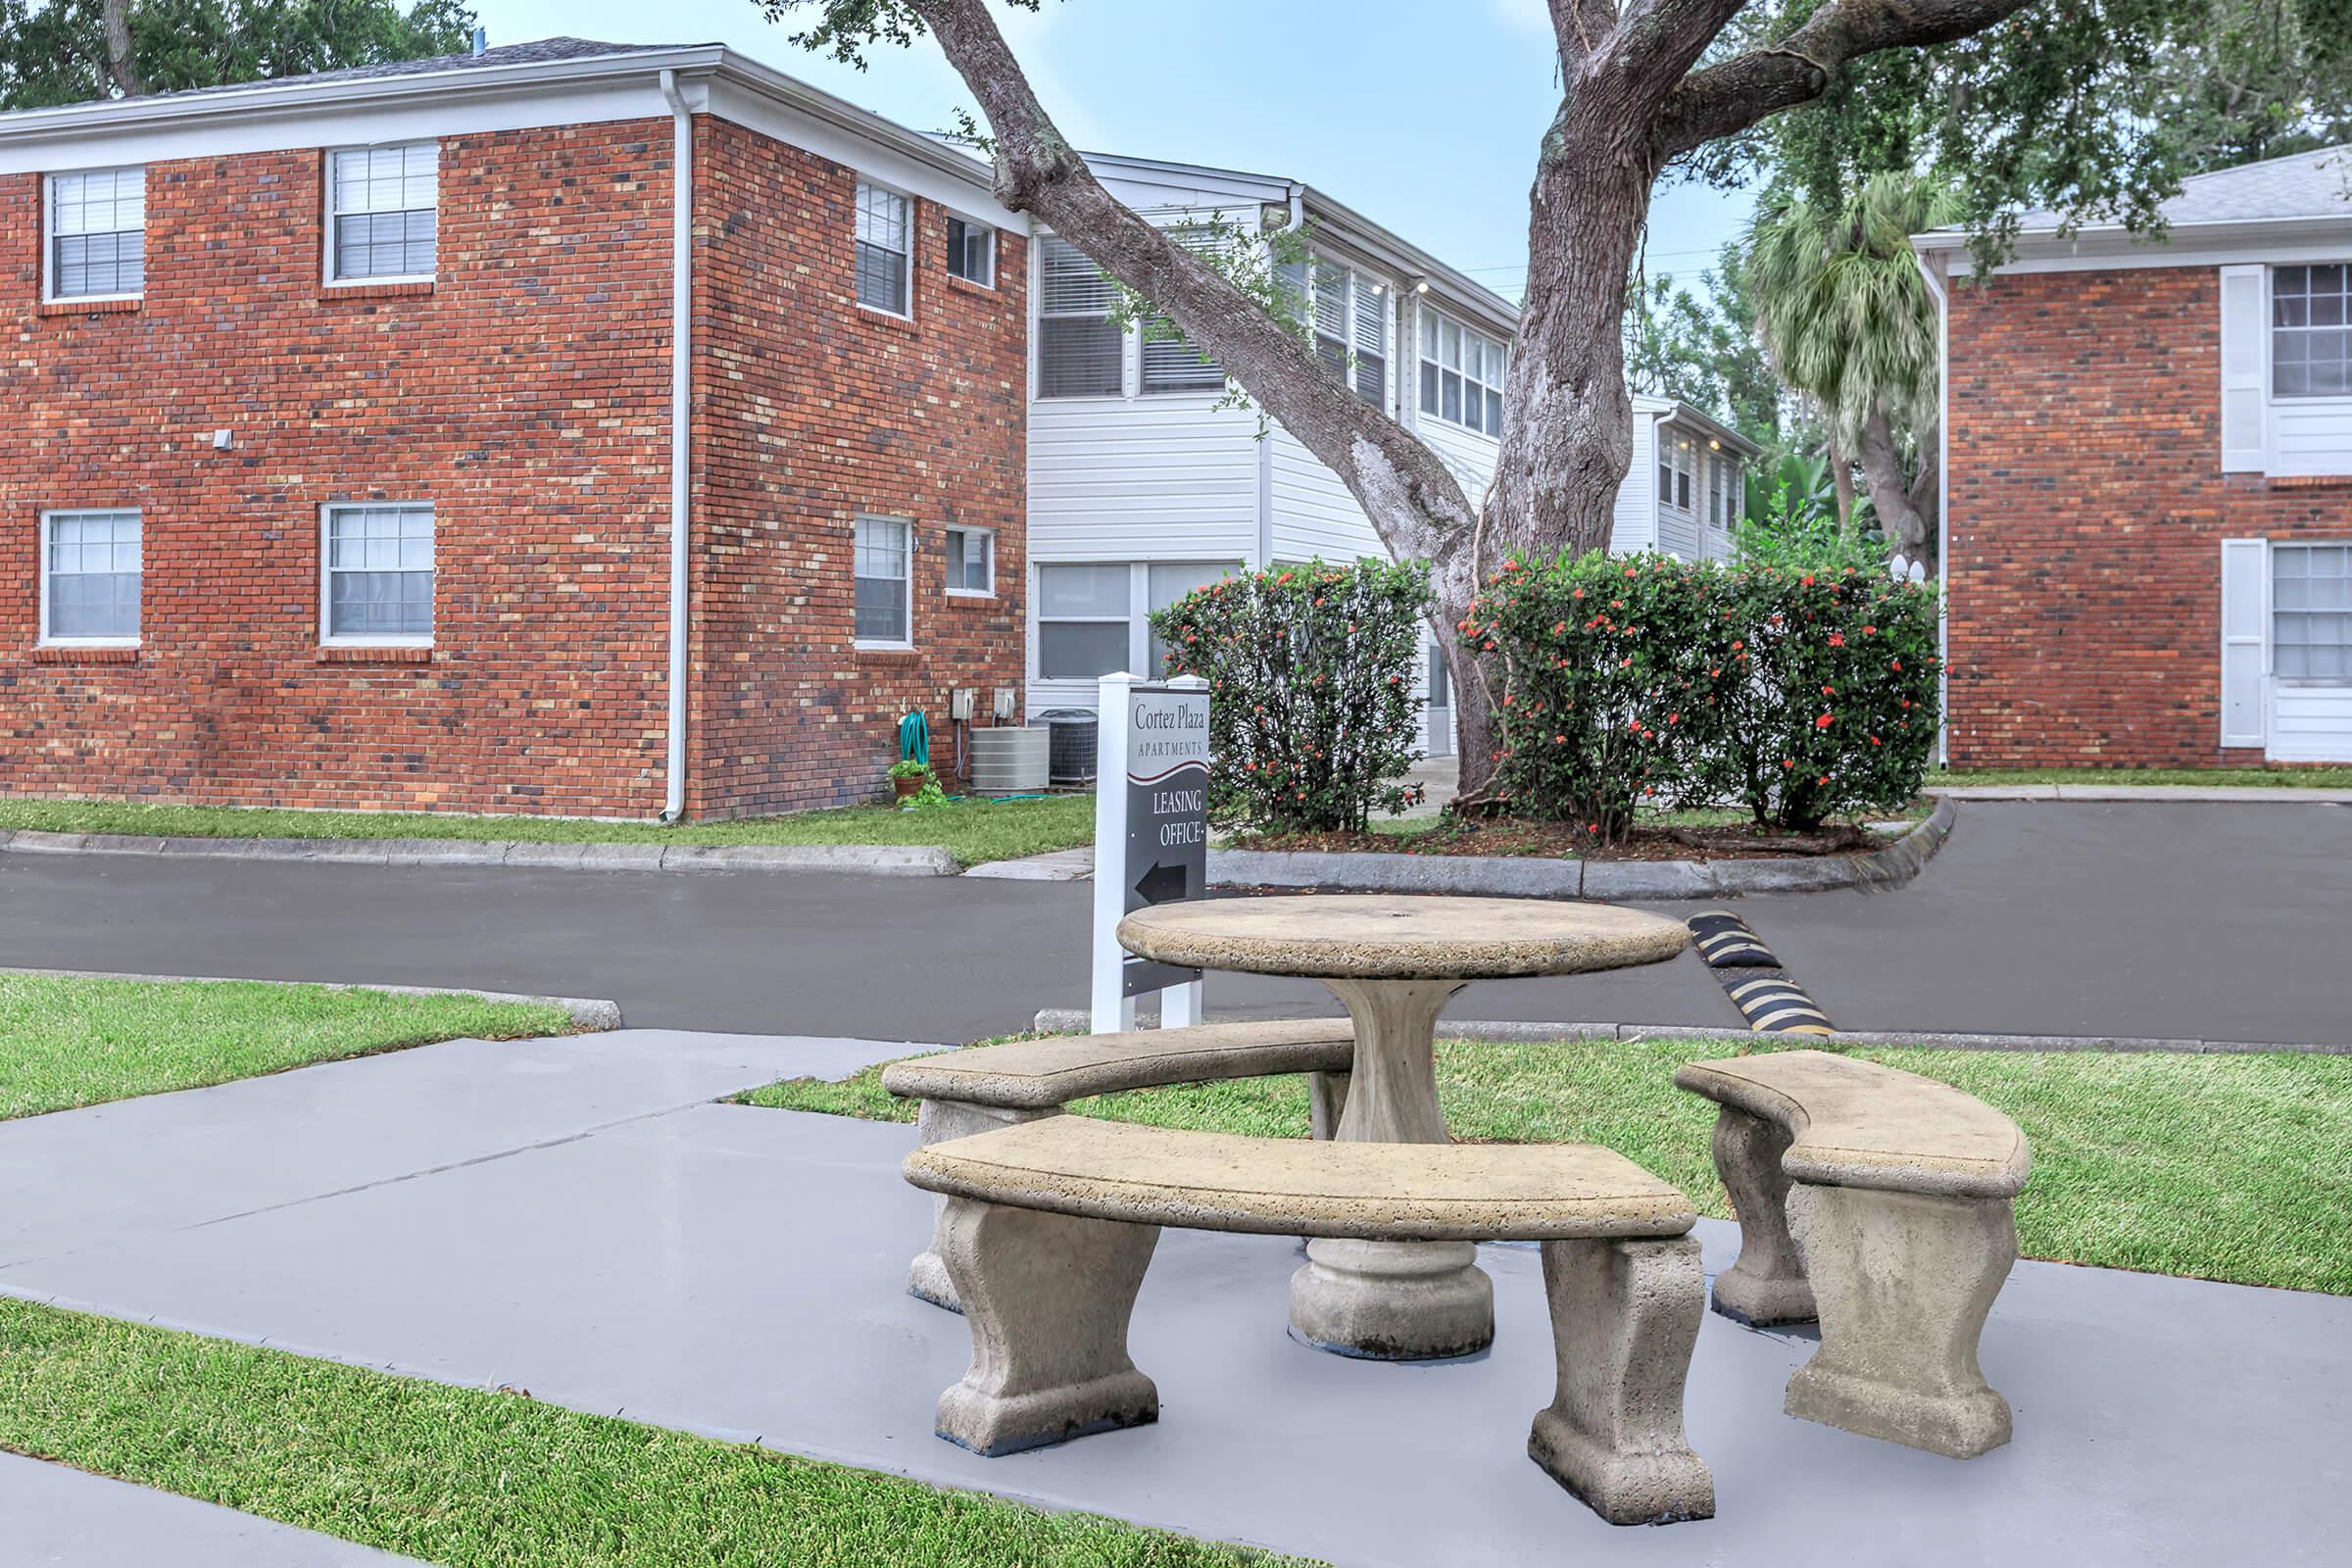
left=1115, top=893, right=1690, bottom=1360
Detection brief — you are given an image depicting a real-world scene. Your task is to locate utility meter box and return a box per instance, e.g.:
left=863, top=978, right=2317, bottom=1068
left=949, top=687, right=978, bottom=721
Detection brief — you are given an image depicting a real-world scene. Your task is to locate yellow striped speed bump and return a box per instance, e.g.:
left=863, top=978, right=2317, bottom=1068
left=1686, top=910, right=1781, bottom=968
left=1685, top=912, right=1835, bottom=1035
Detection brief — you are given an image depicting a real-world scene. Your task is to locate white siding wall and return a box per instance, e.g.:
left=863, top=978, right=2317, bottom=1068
left=1615, top=414, right=1657, bottom=553
left=1268, top=426, right=1385, bottom=563
left=2272, top=686, right=2352, bottom=761
left=2272, top=399, right=2352, bottom=477
left=1654, top=421, right=1704, bottom=561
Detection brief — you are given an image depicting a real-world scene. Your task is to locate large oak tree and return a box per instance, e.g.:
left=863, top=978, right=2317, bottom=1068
left=767, top=0, right=2205, bottom=790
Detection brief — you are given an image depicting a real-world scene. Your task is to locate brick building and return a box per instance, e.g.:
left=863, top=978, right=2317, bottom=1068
left=1915, top=146, right=2352, bottom=767
left=1, top=38, right=1029, bottom=818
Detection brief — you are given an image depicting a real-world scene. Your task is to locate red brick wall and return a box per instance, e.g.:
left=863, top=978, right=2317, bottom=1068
left=0, top=112, right=1031, bottom=819
left=0, top=120, right=676, bottom=814
left=687, top=117, right=1027, bottom=815
left=1947, top=265, right=2352, bottom=767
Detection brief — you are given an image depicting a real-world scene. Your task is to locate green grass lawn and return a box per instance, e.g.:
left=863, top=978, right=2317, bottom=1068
left=747, top=1036, right=2352, bottom=1296
left=0, top=974, right=571, bottom=1119
left=0, top=793, right=1098, bottom=869
left=1934, top=766, right=2352, bottom=788
left=0, top=1298, right=1306, bottom=1568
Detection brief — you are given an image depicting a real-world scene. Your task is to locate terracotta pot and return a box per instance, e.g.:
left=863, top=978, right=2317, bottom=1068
left=893, top=774, right=925, bottom=801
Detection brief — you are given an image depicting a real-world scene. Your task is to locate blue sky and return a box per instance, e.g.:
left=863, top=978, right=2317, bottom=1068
left=480, top=0, right=1757, bottom=304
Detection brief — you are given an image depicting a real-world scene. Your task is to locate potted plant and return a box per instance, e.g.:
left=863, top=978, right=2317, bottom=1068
left=889, top=759, right=931, bottom=802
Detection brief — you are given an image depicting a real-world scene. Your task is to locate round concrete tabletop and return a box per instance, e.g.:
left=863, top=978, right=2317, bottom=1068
left=1117, top=895, right=1689, bottom=980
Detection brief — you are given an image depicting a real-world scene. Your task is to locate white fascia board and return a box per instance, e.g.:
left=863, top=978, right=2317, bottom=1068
left=1912, top=214, right=2352, bottom=275
left=1081, top=152, right=1298, bottom=212
left=1662, top=403, right=1760, bottom=458
left=0, top=45, right=1018, bottom=226
left=1300, top=185, right=1520, bottom=334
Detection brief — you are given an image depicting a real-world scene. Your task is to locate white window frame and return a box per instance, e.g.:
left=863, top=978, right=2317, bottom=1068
left=323, top=141, right=439, bottom=287
left=1658, top=429, right=1697, bottom=514
left=318, top=502, right=435, bottom=648
left=2272, top=539, right=2352, bottom=685
left=1035, top=232, right=1126, bottom=399
left=854, top=179, right=914, bottom=320
left=944, top=525, right=996, bottom=598
left=37, top=508, right=142, bottom=647
left=2270, top=261, right=2352, bottom=402
left=43, top=167, right=146, bottom=305
left=854, top=514, right=915, bottom=649
left=946, top=213, right=995, bottom=289
left=1417, top=307, right=1507, bottom=436
left=1304, top=258, right=1391, bottom=411
left=1030, top=561, right=1238, bottom=681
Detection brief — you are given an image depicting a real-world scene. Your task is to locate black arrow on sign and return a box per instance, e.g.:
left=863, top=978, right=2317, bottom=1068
left=1133, top=860, right=1190, bottom=906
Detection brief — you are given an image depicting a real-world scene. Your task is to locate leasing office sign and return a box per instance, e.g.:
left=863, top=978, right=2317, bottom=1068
left=1091, top=674, right=1210, bottom=1029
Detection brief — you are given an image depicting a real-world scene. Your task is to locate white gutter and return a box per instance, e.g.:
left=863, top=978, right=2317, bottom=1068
left=1915, top=248, right=1951, bottom=766
left=660, top=68, right=692, bottom=821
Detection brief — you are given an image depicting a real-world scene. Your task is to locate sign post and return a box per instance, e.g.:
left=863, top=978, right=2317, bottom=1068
left=1091, top=671, right=1210, bottom=1033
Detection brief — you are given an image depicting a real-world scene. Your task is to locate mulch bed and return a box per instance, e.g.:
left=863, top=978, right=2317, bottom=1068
left=1234, top=817, right=1886, bottom=862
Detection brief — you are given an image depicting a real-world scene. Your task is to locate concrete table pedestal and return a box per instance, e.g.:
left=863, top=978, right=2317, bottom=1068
left=1117, top=895, right=1690, bottom=1363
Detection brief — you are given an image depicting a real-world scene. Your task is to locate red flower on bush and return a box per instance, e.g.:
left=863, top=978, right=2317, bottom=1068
left=1816, top=713, right=1835, bottom=729
left=1828, top=632, right=1845, bottom=647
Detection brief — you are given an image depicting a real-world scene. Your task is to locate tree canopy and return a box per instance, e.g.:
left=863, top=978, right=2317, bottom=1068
left=1, top=0, right=474, bottom=109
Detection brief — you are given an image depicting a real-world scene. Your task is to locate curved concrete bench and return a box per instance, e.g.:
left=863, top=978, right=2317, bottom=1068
left=905, top=1116, right=1713, bottom=1527
left=1673, top=1050, right=2032, bottom=1459
left=882, top=1020, right=1358, bottom=1308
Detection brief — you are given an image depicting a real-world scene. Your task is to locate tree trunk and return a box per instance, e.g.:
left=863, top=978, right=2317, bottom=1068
left=1858, top=410, right=1935, bottom=568
left=102, top=0, right=138, bottom=98
left=1828, top=433, right=1857, bottom=537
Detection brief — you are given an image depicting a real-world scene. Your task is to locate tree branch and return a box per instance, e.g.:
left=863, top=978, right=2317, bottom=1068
left=908, top=0, right=1478, bottom=563
left=1650, top=0, right=2039, bottom=163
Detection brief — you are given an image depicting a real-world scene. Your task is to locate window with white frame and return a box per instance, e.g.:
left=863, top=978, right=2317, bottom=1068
left=1038, top=236, right=1123, bottom=397
left=2274, top=264, right=2350, bottom=398
left=1658, top=431, right=1695, bottom=512
left=946, top=215, right=993, bottom=286
left=855, top=182, right=912, bottom=316
left=1305, top=261, right=1388, bottom=407
left=945, top=526, right=994, bottom=596
left=2275, top=543, right=2351, bottom=680
left=47, top=168, right=145, bottom=300
left=1418, top=310, right=1506, bottom=434
left=328, top=143, right=437, bottom=282
left=40, top=509, right=141, bottom=643
left=1139, top=227, right=1227, bottom=395
left=855, top=515, right=913, bottom=644
left=1034, top=562, right=1235, bottom=679
left=1707, top=454, right=1739, bottom=529
left=323, top=504, right=434, bottom=642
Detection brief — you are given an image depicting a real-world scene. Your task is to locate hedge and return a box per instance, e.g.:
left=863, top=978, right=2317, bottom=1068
left=1153, top=559, right=1431, bottom=833
left=1463, top=551, right=1939, bottom=836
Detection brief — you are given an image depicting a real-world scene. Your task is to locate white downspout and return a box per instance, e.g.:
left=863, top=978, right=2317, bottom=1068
left=660, top=70, right=693, bottom=821
left=1915, top=248, right=1951, bottom=766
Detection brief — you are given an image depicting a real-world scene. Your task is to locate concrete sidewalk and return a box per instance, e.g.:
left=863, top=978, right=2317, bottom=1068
left=1, top=1036, right=2343, bottom=1567
left=2, top=1452, right=427, bottom=1567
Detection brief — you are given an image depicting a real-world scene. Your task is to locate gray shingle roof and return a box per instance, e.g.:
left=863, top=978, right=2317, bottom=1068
left=126, top=36, right=700, bottom=105
left=2010, top=143, right=2352, bottom=231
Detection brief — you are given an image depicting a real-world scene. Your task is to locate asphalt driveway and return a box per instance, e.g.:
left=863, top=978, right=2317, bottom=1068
left=2, top=801, right=2346, bottom=1044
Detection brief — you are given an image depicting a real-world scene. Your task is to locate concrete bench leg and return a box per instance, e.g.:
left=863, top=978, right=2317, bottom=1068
left=1784, top=1185, right=2017, bottom=1458
left=1307, top=1069, right=1351, bottom=1141
left=1704, top=1104, right=1817, bottom=1326
left=1528, top=1234, right=1714, bottom=1526
left=933, top=1196, right=1161, bottom=1456
left=907, top=1099, right=1061, bottom=1311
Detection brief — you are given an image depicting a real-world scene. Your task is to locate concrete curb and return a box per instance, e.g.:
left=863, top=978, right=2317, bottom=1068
left=1205, top=796, right=1957, bottom=901
left=1931, top=784, right=2352, bottom=804
left=0, top=964, right=622, bottom=1032
left=0, top=827, right=956, bottom=878
left=1028, top=1006, right=2346, bottom=1055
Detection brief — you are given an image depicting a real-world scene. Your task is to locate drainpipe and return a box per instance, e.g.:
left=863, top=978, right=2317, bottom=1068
left=1915, top=248, right=1951, bottom=766
left=660, top=69, right=693, bottom=821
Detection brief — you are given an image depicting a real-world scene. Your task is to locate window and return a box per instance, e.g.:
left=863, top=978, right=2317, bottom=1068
left=1304, top=261, right=1388, bottom=407
left=1038, top=236, right=1123, bottom=397
left=1035, top=562, right=1236, bottom=678
left=1418, top=310, right=1506, bottom=434
left=855, top=182, right=911, bottom=316
left=328, top=143, right=437, bottom=283
left=855, top=515, right=912, bottom=645
left=946, top=526, right=994, bottom=596
left=47, top=168, right=144, bottom=300
left=1660, top=432, right=1695, bottom=513
left=946, top=215, right=994, bottom=287
left=40, top=510, right=141, bottom=644
left=322, top=504, right=434, bottom=643
left=1036, top=564, right=1132, bottom=678
left=2275, top=544, right=2351, bottom=680
left=1139, top=226, right=1227, bottom=395
left=2274, top=264, right=2350, bottom=398
left=1427, top=642, right=1450, bottom=710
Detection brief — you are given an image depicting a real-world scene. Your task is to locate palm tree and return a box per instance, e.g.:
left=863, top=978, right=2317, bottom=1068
left=1745, top=172, right=1956, bottom=566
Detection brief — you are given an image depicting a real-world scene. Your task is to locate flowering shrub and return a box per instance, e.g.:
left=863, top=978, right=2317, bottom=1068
left=1153, top=559, right=1431, bottom=833
left=1465, top=553, right=1734, bottom=840
left=1469, top=552, right=1939, bottom=836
